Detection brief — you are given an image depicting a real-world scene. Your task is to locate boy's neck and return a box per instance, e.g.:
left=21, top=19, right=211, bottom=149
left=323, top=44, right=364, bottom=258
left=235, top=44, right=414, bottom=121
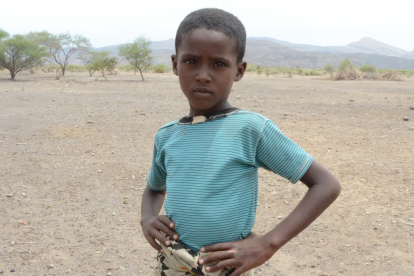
left=188, top=102, right=234, bottom=117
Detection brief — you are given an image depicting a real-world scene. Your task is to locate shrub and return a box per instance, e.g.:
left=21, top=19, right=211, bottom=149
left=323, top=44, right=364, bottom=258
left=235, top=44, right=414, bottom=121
left=339, top=59, right=355, bottom=72
left=152, top=64, right=167, bottom=73
left=295, top=66, right=303, bottom=75
left=256, top=65, right=264, bottom=75
left=66, top=65, right=86, bottom=72
left=117, top=64, right=135, bottom=71
left=381, top=70, right=402, bottom=81
left=324, top=63, right=336, bottom=78
left=246, top=64, right=256, bottom=73
left=359, top=64, right=376, bottom=73
left=269, top=67, right=281, bottom=75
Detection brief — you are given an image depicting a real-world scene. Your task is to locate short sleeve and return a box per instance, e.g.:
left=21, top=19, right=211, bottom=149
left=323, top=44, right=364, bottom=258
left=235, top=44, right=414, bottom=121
left=147, top=138, right=167, bottom=191
left=255, top=120, right=313, bottom=183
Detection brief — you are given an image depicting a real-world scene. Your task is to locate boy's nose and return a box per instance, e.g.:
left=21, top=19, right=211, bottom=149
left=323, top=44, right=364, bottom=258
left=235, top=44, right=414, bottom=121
left=195, top=66, right=211, bottom=83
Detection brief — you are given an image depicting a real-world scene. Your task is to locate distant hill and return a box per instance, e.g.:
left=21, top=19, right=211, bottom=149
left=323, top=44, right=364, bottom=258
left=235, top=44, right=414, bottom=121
left=346, top=37, right=408, bottom=57
left=244, top=40, right=414, bottom=69
left=405, top=49, right=414, bottom=59
left=248, top=37, right=409, bottom=58
left=66, top=38, right=414, bottom=70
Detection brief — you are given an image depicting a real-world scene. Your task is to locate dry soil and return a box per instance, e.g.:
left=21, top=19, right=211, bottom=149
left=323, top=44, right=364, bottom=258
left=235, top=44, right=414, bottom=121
left=1, top=71, right=413, bottom=276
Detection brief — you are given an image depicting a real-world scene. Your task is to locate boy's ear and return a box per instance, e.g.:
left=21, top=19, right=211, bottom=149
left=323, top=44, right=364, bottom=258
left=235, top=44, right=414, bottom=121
left=234, top=61, right=247, bottom=82
left=171, top=54, right=178, bottom=76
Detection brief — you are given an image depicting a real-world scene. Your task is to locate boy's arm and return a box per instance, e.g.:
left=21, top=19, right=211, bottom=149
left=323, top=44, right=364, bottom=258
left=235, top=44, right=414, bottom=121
left=199, top=160, right=341, bottom=275
left=141, top=186, right=179, bottom=252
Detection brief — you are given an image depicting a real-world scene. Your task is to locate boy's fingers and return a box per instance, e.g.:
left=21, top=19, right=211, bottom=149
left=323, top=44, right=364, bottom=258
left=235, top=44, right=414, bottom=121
left=199, top=250, right=235, bottom=265
left=201, top=242, right=233, bottom=253
left=151, top=228, right=172, bottom=246
left=158, top=215, right=175, bottom=228
left=147, top=238, right=163, bottom=252
left=204, top=259, right=236, bottom=273
left=155, top=221, right=180, bottom=240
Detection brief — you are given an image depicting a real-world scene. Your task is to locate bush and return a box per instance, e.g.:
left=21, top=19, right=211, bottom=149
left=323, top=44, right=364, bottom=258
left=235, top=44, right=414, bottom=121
left=359, top=64, right=376, bottom=73
left=117, top=64, right=135, bottom=71
left=381, top=70, right=402, bottom=81
left=246, top=64, right=256, bottom=73
left=256, top=65, right=264, bottom=75
left=295, top=66, right=303, bottom=75
left=269, top=67, right=281, bottom=75
left=66, top=65, right=86, bottom=72
left=324, top=63, right=336, bottom=78
left=398, top=70, right=414, bottom=77
left=339, top=59, right=355, bottom=72
left=152, top=64, right=167, bottom=73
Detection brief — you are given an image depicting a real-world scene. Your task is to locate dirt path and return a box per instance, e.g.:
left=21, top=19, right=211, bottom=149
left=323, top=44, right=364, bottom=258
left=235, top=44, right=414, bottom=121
left=1, top=71, right=413, bottom=275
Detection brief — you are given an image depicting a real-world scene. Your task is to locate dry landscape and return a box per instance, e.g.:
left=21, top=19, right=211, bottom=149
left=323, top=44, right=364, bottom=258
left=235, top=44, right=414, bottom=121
left=1, top=71, right=413, bottom=276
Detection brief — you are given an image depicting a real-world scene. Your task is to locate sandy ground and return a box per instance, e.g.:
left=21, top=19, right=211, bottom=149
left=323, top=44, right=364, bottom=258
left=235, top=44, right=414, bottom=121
left=0, top=70, right=413, bottom=276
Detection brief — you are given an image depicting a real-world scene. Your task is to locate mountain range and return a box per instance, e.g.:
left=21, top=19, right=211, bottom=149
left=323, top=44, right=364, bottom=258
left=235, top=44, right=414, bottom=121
left=71, top=37, right=414, bottom=70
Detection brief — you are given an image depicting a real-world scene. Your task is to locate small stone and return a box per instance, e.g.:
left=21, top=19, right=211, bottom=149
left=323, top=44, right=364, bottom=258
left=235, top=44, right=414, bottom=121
left=265, top=261, right=270, bottom=266
left=311, top=265, right=316, bottom=268
left=6, top=194, right=14, bottom=197
left=277, top=216, right=283, bottom=219
left=97, top=169, right=102, bottom=173
left=403, top=117, right=410, bottom=121
left=409, top=106, right=414, bottom=110
left=124, top=199, right=128, bottom=204
left=119, top=266, right=125, bottom=271
left=107, top=272, right=112, bottom=276
left=132, top=175, right=136, bottom=180
left=409, top=127, right=414, bottom=130
left=10, top=269, right=15, bottom=272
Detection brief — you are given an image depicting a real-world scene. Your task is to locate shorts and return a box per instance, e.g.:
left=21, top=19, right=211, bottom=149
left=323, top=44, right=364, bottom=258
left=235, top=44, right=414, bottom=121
left=153, top=237, right=254, bottom=276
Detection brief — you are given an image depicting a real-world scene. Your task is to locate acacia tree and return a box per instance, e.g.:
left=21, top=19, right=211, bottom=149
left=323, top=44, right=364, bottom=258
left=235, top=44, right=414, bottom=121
left=0, top=29, right=6, bottom=71
left=0, top=31, right=48, bottom=80
left=118, top=35, right=152, bottom=81
left=78, top=49, right=97, bottom=77
left=324, top=63, right=336, bottom=78
left=28, top=31, right=91, bottom=76
left=90, top=51, right=117, bottom=80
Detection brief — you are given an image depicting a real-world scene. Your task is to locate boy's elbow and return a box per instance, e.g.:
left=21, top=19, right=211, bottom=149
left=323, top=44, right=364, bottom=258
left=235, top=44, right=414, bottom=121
left=329, top=177, right=341, bottom=200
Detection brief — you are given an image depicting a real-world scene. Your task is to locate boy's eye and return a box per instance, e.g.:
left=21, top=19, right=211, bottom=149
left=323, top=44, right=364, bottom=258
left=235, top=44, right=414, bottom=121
left=214, top=62, right=227, bottom=68
left=184, top=59, right=196, bottom=65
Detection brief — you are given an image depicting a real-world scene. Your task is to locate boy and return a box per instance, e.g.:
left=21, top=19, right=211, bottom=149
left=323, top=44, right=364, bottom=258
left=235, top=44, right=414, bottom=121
left=141, top=8, right=341, bottom=276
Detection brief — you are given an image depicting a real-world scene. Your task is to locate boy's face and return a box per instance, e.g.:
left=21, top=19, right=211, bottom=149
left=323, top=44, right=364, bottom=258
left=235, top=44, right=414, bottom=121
left=172, top=28, right=246, bottom=116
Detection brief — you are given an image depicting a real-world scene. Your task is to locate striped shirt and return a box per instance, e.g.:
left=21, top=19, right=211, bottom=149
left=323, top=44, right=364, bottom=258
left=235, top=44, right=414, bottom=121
left=147, top=110, right=313, bottom=253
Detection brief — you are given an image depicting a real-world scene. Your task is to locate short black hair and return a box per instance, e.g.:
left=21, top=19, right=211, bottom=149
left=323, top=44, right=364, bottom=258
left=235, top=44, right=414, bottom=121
left=175, top=8, right=246, bottom=63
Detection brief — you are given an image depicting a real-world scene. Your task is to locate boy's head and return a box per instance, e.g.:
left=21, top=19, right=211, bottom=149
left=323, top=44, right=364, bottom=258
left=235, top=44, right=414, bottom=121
left=175, top=8, right=246, bottom=63
left=172, top=8, right=247, bottom=117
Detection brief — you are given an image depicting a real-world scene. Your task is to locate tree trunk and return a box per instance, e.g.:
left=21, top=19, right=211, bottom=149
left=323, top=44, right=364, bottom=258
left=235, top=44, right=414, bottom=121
left=10, top=70, right=16, bottom=80
left=61, top=67, right=66, bottom=77
left=139, top=69, right=144, bottom=81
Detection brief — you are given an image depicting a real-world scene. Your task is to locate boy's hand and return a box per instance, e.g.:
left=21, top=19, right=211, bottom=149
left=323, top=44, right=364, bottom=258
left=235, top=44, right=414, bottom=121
left=141, top=215, right=179, bottom=252
left=199, top=232, right=276, bottom=276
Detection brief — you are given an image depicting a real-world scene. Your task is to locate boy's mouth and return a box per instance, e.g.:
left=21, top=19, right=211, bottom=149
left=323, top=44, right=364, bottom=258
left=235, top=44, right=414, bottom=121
left=193, top=87, right=212, bottom=94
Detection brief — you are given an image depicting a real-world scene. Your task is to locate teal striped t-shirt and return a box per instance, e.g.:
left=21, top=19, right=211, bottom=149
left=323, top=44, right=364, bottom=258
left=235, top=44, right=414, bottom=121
left=147, top=110, right=313, bottom=253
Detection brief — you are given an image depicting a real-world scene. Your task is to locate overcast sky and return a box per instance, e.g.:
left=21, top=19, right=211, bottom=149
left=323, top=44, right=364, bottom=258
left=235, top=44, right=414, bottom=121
left=2, top=0, right=414, bottom=51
